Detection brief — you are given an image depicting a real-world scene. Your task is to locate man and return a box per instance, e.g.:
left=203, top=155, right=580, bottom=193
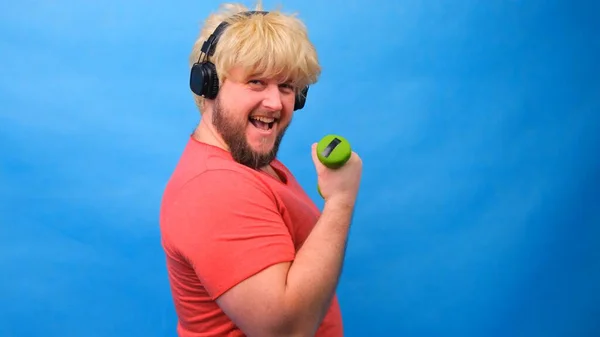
left=159, top=2, right=362, bottom=336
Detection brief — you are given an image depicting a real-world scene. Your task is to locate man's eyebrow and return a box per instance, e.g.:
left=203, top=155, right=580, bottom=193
left=244, top=73, right=296, bottom=84
left=245, top=72, right=265, bottom=79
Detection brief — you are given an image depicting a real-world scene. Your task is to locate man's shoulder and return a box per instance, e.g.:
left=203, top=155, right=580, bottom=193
left=170, top=139, right=259, bottom=182
left=160, top=140, right=278, bottom=231
left=190, top=163, right=268, bottom=193
left=165, top=140, right=272, bottom=202
left=192, top=153, right=268, bottom=189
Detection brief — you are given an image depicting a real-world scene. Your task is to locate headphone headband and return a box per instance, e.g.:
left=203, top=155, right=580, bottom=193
left=200, top=11, right=269, bottom=59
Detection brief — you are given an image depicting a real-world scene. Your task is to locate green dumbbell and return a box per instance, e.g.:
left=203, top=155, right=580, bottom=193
left=316, top=134, right=352, bottom=198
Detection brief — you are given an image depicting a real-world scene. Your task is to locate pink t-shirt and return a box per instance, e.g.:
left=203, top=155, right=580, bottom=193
left=160, top=137, right=343, bottom=336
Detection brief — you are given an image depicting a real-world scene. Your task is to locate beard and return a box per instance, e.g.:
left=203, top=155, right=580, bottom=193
left=212, top=96, right=289, bottom=170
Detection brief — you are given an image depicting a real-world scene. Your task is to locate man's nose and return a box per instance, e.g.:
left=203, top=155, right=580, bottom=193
left=261, top=84, right=283, bottom=111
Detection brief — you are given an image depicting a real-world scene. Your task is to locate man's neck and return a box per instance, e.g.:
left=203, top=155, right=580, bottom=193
left=192, top=118, right=280, bottom=180
left=192, top=118, right=229, bottom=152
left=260, top=164, right=283, bottom=182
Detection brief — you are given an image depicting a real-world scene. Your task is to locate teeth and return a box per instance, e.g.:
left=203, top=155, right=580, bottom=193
left=250, top=116, right=276, bottom=123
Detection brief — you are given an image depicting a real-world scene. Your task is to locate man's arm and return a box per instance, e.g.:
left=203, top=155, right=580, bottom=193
left=216, top=197, right=355, bottom=337
left=173, top=166, right=358, bottom=337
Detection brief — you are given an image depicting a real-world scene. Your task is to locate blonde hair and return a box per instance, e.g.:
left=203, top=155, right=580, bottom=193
left=189, top=2, right=321, bottom=113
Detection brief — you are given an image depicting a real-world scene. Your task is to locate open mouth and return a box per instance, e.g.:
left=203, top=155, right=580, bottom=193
left=249, top=116, right=278, bottom=131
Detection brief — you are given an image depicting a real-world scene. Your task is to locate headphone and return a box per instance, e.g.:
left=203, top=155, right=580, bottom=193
left=189, top=11, right=309, bottom=111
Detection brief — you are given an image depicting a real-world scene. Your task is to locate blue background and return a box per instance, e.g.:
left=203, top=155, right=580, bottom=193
left=1, top=0, right=599, bottom=336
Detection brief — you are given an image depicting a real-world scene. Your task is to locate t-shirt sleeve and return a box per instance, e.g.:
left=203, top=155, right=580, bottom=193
left=172, top=168, right=296, bottom=300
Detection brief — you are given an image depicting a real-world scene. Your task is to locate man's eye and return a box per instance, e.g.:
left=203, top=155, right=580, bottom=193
left=280, top=83, right=295, bottom=91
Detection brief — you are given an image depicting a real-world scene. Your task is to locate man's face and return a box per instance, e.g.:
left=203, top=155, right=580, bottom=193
left=210, top=66, right=297, bottom=169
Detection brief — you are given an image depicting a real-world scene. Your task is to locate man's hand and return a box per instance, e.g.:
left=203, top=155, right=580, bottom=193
left=311, top=142, right=363, bottom=206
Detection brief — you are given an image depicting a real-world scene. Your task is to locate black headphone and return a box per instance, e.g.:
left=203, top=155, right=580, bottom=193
left=189, top=11, right=309, bottom=111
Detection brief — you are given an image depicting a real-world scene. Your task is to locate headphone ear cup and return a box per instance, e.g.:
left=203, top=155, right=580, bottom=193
left=203, top=62, right=220, bottom=99
left=294, top=86, right=309, bottom=111
left=189, top=62, right=220, bottom=99
left=189, top=63, right=207, bottom=97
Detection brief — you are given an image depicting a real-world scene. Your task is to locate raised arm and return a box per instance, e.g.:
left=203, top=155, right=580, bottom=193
left=216, top=196, right=356, bottom=337
left=176, top=147, right=362, bottom=336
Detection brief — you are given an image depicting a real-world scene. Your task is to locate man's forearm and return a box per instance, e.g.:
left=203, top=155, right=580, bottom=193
left=281, top=198, right=355, bottom=334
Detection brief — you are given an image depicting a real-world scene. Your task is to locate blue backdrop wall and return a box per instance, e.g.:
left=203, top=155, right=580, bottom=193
left=1, top=0, right=599, bottom=336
